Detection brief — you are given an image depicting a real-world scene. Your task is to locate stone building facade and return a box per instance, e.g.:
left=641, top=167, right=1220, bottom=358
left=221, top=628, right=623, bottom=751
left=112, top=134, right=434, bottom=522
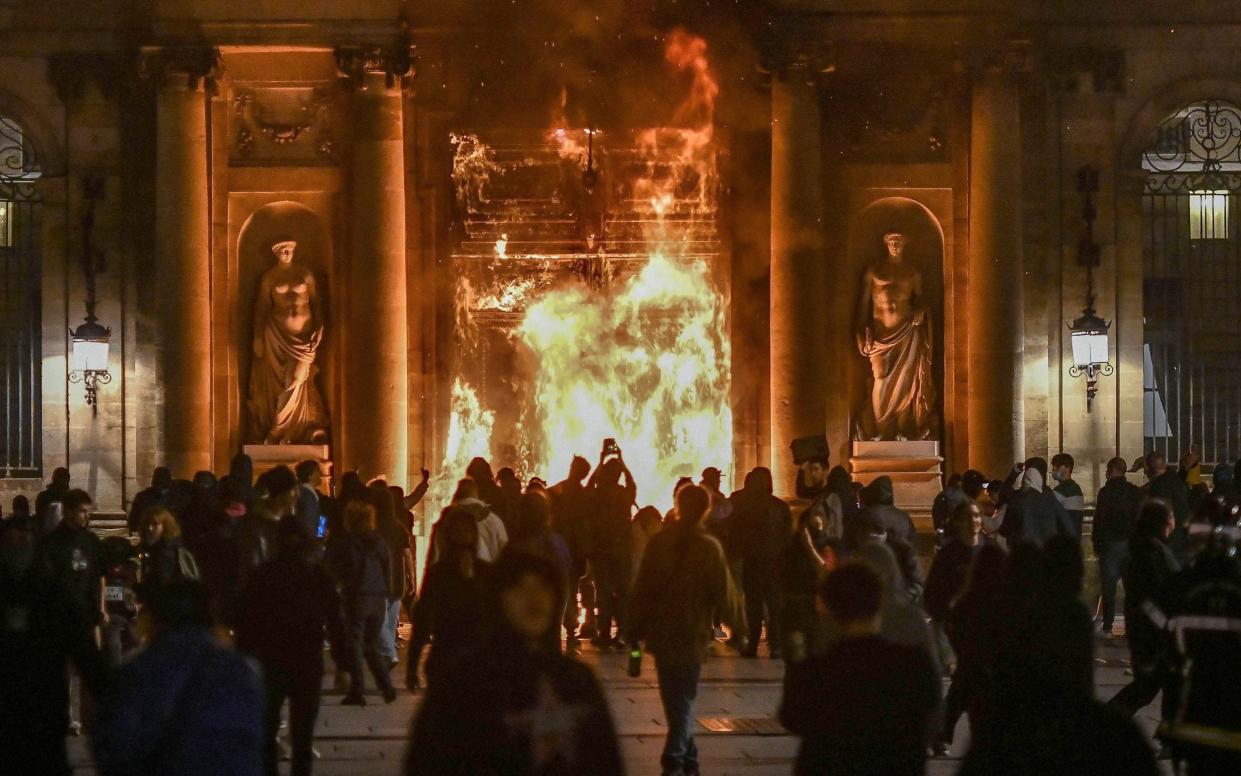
left=1, top=0, right=1239, bottom=513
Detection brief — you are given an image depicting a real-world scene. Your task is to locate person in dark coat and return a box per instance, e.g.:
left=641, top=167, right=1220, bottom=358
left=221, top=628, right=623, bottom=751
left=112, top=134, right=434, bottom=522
left=138, top=506, right=199, bottom=593
left=466, top=456, right=508, bottom=526
left=1093, top=456, right=1144, bottom=635
left=35, top=488, right=105, bottom=627
left=856, top=476, right=916, bottom=547
left=236, top=466, right=301, bottom=602
left=938, top=542, right=1007, bottom=751
left=586, top=450, right=636, bottom=648
left=627, top=485, right=744, bottom=776
left=128, top=466, right=172, bottom=536
left=1, top=518, right=108, bottom=776
left=197, top=477, right=248, bottom=625
left=368, top=482, right=410, bottom=665
left=336, top=499, right=398, bottom=705
left=727, top=467, right=793, bottom=658
left=780, top=561, right=940, bottom=776
left=92, top=581, right=263, bottom=776
left=1107, top=497, right=1180, bottom=717
left=779, top=507, right=833, bottom=658
left=925, top=501, right=979, bottom=625
left=236, top=515, right=349, bottom=776
left=999, top=467, right=1075, bottom=547
left=407, top=551, right=622, bottom=776
left=409, top=508, right=490, bottom=690
left=34, top=466, right=71, bottom=536
left=548, top=456, right=596, bottom=648
left=1144, top=450, right=1191, bottom=557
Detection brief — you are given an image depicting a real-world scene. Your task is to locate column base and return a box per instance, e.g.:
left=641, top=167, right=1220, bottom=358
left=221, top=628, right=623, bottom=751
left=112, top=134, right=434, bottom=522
left=850, top=440, right=943, bottom=516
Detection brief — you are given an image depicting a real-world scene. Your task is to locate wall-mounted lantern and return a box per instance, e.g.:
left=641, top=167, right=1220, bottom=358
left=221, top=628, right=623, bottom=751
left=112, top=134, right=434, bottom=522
left=68, top=176, right=110, bottom=412
left=1068, top=165, right=1113, bottom=410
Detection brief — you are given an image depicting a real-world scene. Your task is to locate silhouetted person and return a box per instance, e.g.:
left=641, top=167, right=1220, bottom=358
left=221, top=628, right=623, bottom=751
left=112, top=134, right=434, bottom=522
left=236, top=515, right=348, bottom=776
left=508, top=490, right=572, bottom=584
left=466, top=456, right=508, bottom=525
left=587, top=448, right=636, bottom=647
left=128, top=466, right=172, bottom=536
left=999, top=465, right=1075, bottom=548
left=628, top=484, right=743, bottom=776
left=780, top=507, right=833, bottom=658
left=369, top=482, right=409, bottom=666
left=1145, top=450, right=1191, bottom=557
left=938, top=543, right=1008, bottom=751
left=294, top=459, right=326, bottom=542
left=856, top=476, right=916, bottom=546
left=727, top=467, right=792, bottom=659
left=137, top=506, right=199, bottom=592
left=1, top=519, right=107, bottom=775
left=229, top=452, right=256, bottom=503
left=548, top=456, right=595, bottom=648
left=1093, top=456, right=1143, bottom=636
left=93, top=580, right=263, bottom=776
left=34, top=466, right=71, bottom=536
left=496, top=466, right=523, bottom=534
left=1108, top=498, right=1180, bottom=717
left=435, top=478, right=507, bottom=562
left=198, top=477, right=248, bottom=624
left=9, top=494, right=32, bottom=526
left=407, top=551, right=622, bottom=775
left=237, top=467, right=301, bottom=600
left=961, top=537, right=1156, bottom=775
left=336, top=500, right=398, bottom=705
left=780, top=561, right=940, bottom=776
left=1050, top=453, right=1086, bottom=537
left=409, top=508, right=490, bottom=690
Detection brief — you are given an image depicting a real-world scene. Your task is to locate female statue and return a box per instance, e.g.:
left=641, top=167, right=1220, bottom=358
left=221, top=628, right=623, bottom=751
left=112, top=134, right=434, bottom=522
left=247, top=240, right=329, bottom=444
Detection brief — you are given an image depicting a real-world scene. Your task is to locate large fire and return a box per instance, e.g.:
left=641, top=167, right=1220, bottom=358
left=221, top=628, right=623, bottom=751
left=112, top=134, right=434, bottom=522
left=433, top=30, right=730, bottom=513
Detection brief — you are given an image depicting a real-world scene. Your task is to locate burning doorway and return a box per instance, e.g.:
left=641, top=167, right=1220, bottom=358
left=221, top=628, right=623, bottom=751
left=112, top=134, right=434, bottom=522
left=434, top=34, right=733, bottom=512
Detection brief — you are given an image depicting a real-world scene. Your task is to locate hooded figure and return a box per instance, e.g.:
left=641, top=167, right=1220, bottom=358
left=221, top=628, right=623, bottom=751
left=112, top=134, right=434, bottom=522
left=857, top=477, right=916, bottom=546
left=1000, top=469, right=1075, bottom=548
left=853, top=542, right=942, bottom=676
left=407, top=551, right=622, bottom=776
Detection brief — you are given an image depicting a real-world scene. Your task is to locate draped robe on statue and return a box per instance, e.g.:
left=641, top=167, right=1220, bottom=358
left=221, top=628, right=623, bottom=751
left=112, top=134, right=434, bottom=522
left=248, top=317, right=326, bottom=444
left=247, top=242, right=329, bottom=445
left=860, top=314, right=935, bottom=440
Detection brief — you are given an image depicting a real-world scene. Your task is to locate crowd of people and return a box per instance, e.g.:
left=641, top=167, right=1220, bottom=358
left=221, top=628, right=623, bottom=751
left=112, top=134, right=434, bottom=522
left=3, top=438, right=1241, bottom=775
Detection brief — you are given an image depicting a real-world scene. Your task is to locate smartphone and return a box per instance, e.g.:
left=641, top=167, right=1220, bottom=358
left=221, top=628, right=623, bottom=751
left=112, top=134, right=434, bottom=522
left=316, top=514, right=327, bottom=539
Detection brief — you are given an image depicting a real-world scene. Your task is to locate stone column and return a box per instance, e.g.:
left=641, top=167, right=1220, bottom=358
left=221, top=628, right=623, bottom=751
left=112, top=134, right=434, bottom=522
left=968, top=63, right=1025, bottom=475
left=150, top=50, right=216, bottom=478
left=340, top=50, right=411, bottom=487
left=770, top=60, right=825, bottom=495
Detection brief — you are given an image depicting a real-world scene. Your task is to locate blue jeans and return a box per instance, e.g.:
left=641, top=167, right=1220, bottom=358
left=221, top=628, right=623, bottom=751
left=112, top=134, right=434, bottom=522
left=379, top=598, right=400, bottom=661
left=655, top=658, right=701, bottom=772
left=1096, top=541, right=1128, bottom=629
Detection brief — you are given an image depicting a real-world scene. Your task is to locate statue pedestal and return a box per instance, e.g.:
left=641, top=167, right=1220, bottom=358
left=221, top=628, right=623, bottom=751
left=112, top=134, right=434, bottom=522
left=850, top=440, right=943, bottom=515
left=243, top=444, right=332, bottom=490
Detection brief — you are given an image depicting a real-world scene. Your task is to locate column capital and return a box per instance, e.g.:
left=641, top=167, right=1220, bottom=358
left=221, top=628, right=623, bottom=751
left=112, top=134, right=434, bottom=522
left=47, top=52, right=121, bottom=105
left=759, top=43, right=835, bottom=88
left=335, top=42, right=414, bottom=89
left=961, top=42, right=1034, bottom=80
left=140, top=46, right=221, bottom=90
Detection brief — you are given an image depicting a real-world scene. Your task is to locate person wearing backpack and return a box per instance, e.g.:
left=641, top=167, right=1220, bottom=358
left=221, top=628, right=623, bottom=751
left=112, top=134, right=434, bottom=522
left=337, top=499, right=398, bottom=705
left=138, top=506, right=200, bottom=592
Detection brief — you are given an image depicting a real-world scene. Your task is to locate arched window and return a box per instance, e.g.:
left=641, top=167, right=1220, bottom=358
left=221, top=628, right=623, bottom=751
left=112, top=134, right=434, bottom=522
left=0, top=116, right=42, bottom=477
left=1142, top=100, right=1241, bottom=464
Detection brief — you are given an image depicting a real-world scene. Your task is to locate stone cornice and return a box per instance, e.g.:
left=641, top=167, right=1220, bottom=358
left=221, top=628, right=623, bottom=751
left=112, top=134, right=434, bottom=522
left=335, top=42, right=414, bottom=89
left=139, top=46, right=221, bottom=90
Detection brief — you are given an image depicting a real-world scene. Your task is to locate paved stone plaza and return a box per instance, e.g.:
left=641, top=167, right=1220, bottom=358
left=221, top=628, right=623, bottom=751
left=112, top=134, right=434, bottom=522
left=68, top=628, right=1171, bottom=775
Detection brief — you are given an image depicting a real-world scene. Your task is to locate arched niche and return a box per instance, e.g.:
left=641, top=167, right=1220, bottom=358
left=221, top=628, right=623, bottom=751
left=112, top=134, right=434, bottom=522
left=235, top=201, right=333, bottom=444
left=845, top=196, right=946, bottom=438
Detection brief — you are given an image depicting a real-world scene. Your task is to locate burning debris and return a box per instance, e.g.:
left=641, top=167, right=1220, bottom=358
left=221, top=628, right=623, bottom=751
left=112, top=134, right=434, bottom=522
left=437, top=30, right=731, bottom=512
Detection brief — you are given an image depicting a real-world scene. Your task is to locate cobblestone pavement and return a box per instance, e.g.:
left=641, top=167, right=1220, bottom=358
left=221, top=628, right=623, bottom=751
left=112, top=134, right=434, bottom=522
left=69, top=626, right=1171, bottom=775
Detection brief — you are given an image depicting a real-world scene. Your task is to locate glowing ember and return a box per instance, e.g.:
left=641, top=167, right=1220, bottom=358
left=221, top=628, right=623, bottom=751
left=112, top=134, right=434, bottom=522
left=450, top=132, right=501, bottom=207
left=495, top=233, right=508, bottom=259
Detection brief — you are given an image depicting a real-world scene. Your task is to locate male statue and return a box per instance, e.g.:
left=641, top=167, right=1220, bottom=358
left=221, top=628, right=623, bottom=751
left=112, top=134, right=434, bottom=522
left=247, top=240, right=329, bottom=444
left=854, top=231, right=935, bottom=440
